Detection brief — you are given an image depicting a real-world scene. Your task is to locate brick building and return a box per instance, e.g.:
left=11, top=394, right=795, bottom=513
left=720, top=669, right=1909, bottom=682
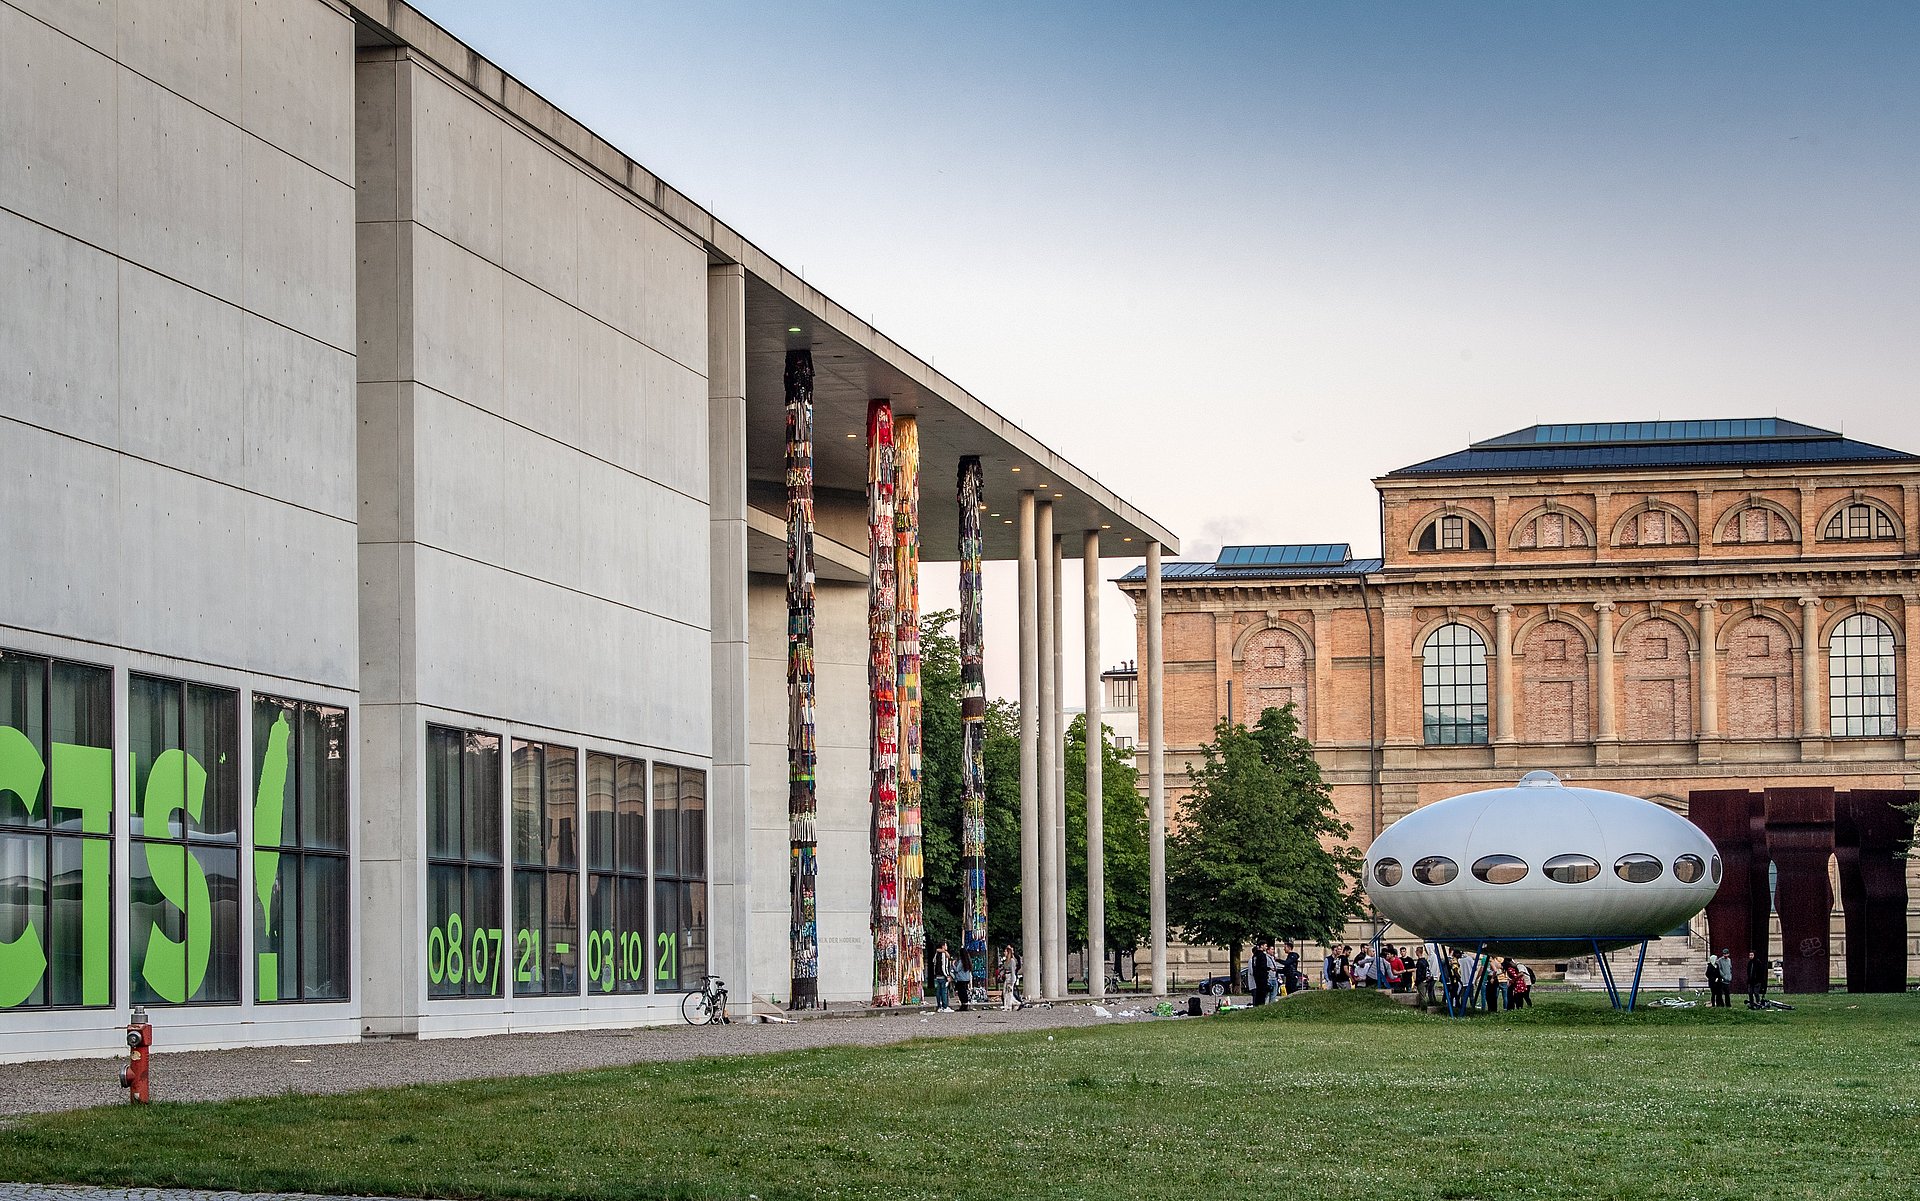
left=1118, top=419, right=1919, bottom=981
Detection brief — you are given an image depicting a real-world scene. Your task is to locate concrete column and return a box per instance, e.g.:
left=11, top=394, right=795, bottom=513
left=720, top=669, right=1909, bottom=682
left=706, top=264, right=751, bottom=1016
left=1016, top=492, right=1040, bottom=996
left=1035, top=500, right=1059, bottom=997
left=1050, top=533, right=1068, bottom=998
left=1697, top=599, right=1721, bottom=738
left=1492, top=604, right=1515, bottom=743
left=1594, top=602, right=1617, bottom=742
left=1799, top=597, right=1822, bottom=737
left=1083, top=530, right=1104, bottom=1000
left=1145, top=542, right=1167, bottom=996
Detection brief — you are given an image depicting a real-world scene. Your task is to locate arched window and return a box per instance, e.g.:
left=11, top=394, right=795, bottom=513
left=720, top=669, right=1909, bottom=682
left=1422, top=623, right=1488, bottom=745
left=1614, top=503, right=1694, bottom=547
left=1822, top=501, right=1898, bottom=542
left=1512, top=506, right=1591, bottom=549
left=1715, top=500, right=1797, bottom=545
left=1416, top=513, right=1488, bottom=551
left=1829, top=612, right=1897, bottom=736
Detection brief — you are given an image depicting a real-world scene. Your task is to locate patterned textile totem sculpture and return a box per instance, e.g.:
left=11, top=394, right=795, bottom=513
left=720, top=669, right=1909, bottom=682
left=894, top=417, right=926, bottom=1004
left=868, top=401, right=900, bottom=1006
left=957, top=456, right=989, bottom=985
left=785, top=350, right=820, bottom=1008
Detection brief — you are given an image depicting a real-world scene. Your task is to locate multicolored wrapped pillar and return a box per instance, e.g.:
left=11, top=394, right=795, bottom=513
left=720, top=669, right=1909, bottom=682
left=895, top=417, right=926, bottom=1005
left=957, top=456, right=989, bottom=984
left=868, top=401, right=900, bottom=1007
left=785, top=349, right=820, bottom=1008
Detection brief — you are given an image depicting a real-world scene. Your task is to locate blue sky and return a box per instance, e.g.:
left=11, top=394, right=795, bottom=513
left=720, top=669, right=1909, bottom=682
left=414, top=1, right=1920, bottom=700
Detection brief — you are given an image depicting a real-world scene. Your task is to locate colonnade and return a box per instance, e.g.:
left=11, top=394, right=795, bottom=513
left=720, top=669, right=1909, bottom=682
left=782, top=352, right=1168, bottom=1005
left=1011, top=495, right=1167, bottom=1000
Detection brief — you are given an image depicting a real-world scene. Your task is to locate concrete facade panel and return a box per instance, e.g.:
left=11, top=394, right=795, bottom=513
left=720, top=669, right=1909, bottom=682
left=118, top=0, right=243, bottom=123
left=499, top=423, right=585, bottom=589
left=0, top=5, right=117, bottom=249
left=241, top=312, right=357, bottom=520
left=117, top=261, right=246, bottom=480
left=0, top=421, right=122, bottom=645
left=239, top=0, right=353, bottom=184
left=574, top=179, right=646, bottom=344
left=242, top=131, right=356, bottom=350
left=408, top=69, right=501, bottom=263
left=499, top=129, right=577, bottom=304
left=500, top=275, right=588, bottom=449
left=0, top=210, right=117, bottom=443
left=409, top=386, right=506, bottom=566
left=408, top=227, right=504, bottom=414
left=117, top=70, right=244, bottom=302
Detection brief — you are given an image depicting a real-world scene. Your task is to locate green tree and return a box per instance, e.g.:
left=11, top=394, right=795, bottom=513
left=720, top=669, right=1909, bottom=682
left=1167, top=704, right=1364, bottom=978
left=1064, top=714, right=1149, bottom=958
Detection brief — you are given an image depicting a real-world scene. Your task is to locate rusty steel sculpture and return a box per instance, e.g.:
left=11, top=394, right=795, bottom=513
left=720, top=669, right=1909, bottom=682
left=894, top=416, right=926, bottom=1005
left=867, top=401, right=900, bottom=1007
left=785, top=349, right=820, bottom=1008
left=957, top=456, right=989, bottom=985
left=1690, top=785, right=1914, bottom=993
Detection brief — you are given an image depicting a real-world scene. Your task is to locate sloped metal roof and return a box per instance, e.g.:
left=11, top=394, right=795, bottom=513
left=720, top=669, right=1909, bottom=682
left=1389, top=418, right=1913, bottom=477
left=1117, top=557, right=1383, bottom=583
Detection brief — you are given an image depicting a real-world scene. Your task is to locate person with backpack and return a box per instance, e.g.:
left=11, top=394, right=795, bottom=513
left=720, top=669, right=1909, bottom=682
left=1250, top=940, right=1273, bottom=1006
left=1503, top=957, right=1532, bottom=1008
left=953, top=951, right=975, bottom=1011
left=1328, top=946, right=1352, bottom=989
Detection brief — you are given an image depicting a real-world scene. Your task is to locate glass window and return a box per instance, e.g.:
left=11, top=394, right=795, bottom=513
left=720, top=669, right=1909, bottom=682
left=1829, top=613, right=1897, bottom=737
left=130, top=675, right=240, bottom=1006
left=1614, top=853, right=1663, bottom=883
left=1672, top=854, right=1706, bottom=884
left=1825, top=502, right=1897, bottom=541
left=1411, top=856, right=1457, bottom=886
left=1710, top=854, right=1723, bottom=884
left=1372, top=858, right=1402, bottom=887
left=651, top=763, right=709, bottom=991
left=251, top=696, right=350, bottom=1003
left=1440, top=515, right=1464, bottom=549
left=510, top=741, right=579, bottom=997
left=1542, top=853, right=1600, bottom=884
left=1422, top=624, right=1488, bottom=745
left=425, top=726, right=503, bottom=999
left=1470, top=854, right=1528, bottom=885
left=0, top=651, right=113, bottom=1011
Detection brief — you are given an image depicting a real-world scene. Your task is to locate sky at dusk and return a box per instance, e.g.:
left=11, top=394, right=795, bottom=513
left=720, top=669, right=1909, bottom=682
left=413, top=0, right=1920, bottom=705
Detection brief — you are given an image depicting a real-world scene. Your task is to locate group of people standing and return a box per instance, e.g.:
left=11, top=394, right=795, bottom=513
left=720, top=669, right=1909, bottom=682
left=928, top=941, right=1026, bottom=1012
left=1703, top=948, right=1773, bottom=1008
left=1247, top=939, right=1304, bottom=1004
left=1317, top=943, right=1533, bottom=1011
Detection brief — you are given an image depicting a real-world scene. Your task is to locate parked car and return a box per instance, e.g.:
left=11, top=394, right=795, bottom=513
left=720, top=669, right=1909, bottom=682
left=1196, top=966, right=1252, bottom=996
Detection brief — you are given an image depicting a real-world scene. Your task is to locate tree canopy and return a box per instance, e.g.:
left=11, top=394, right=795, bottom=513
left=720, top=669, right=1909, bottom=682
left=1167, top=705, right=1364, bottom=972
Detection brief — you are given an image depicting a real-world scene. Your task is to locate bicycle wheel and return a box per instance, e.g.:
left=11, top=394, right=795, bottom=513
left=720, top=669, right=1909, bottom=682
left=681, top=990, right=709, bottom=1025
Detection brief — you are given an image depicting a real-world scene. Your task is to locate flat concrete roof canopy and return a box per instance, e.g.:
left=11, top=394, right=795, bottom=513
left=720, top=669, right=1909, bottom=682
left=350, top=0, right=1176, bottom=568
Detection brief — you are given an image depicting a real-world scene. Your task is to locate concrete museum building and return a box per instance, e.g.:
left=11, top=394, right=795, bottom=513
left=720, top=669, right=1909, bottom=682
left=0, top=0, right=1179, bottom=1060
left=1120, top=419, right=1919, bottom=980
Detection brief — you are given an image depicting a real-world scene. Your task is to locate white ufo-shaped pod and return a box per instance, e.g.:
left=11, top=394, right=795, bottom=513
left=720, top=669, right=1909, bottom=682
left=1363, top=771, right=1721, bottom=957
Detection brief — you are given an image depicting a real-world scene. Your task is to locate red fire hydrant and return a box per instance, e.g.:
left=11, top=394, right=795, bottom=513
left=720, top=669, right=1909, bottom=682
left=120, top=1007, right=152, bottom=1104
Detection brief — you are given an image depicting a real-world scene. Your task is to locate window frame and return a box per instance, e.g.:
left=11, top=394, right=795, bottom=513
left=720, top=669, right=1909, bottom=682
left=0, top=649, right=115, bottom=1012
left=250, top=694, right=351, bottom=1005
left=1829, top=612, right=1898, bottom=737
left=651, top=762, right=709, bottom=993
left=425, top=725, right=505, bottom=1001
left=1421, top=623, right=1489, bottom=745
left=1820, top=500, right=1899, bottom=543
left=585, top=750, right=651, bottom=997
left=128, top=673, right=243, bottom=1008
left=510, top=739, right=580, bottom=998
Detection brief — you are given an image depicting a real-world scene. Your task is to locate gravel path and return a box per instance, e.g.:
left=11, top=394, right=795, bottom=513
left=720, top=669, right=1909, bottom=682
left=1, top=1001, right=1173, bottom=1118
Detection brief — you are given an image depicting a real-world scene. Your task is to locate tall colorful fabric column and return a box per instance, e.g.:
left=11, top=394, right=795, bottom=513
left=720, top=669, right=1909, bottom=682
left=894, top=417, right=926, bottom=1005
left=957, top=456, right=989, bottom=984
left=867, top=401, right=900, bottom=1007
left=785, top=349, right=820, bottom=1009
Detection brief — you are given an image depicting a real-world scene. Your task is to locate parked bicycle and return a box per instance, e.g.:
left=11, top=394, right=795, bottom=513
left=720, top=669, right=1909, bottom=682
left=681, top=975, right=730, bottom=1025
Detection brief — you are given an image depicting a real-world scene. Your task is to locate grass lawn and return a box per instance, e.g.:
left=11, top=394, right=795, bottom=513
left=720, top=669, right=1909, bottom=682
left=3, top=991, right=1917, bottom=1201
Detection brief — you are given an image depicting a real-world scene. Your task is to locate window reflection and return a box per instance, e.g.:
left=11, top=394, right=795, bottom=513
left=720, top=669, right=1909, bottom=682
left=1542, top=853, right=1600, bottom=884
left=1470, top=854, right=1528, bottom=885
left=1614, top=853, right=1662, bottom=883
left=1373, top=858, right=1402, bottom=887
left=1412, top=856, right=1457, bottom=886
left=1672, top=854, right=1705, bottom=884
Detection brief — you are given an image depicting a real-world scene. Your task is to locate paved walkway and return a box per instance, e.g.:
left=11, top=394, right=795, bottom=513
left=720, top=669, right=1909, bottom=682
left=0, top=1181, right=420, bottom=1189
left=1, top=1000, right=1170, bottom=1118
